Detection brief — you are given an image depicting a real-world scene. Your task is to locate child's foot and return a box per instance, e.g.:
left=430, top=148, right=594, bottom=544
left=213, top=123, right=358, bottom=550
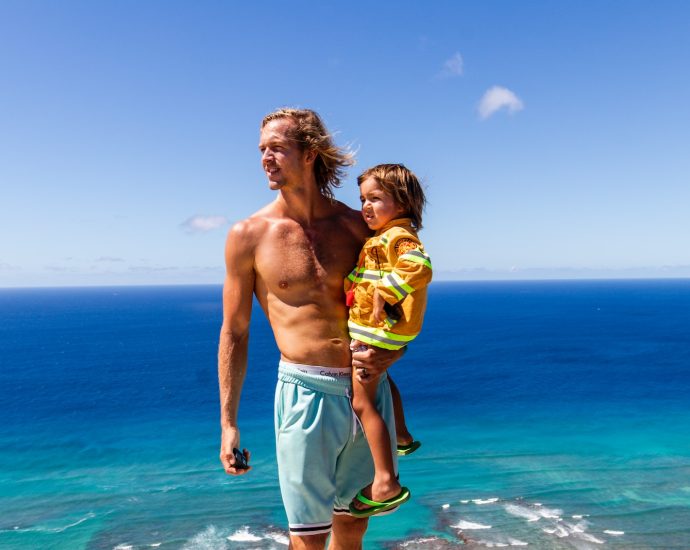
left=349, top=482, right=411, bottom=517
left=397, top=434, right=415, bottom=448
left=397, top=440, right=421, bottom=455
left=350, top=480, right=402, bottom=512
left=396, top=432, right=421, bottom=456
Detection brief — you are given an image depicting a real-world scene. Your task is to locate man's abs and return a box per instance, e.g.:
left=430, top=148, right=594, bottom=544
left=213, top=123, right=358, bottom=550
left=251, top=213, right=363, bottom=368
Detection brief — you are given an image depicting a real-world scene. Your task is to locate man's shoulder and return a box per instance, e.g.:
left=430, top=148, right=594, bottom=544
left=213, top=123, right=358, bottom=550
left=225, top=205, right=278, bottom=255
left=328, top=200, right=369, bottom=239
left=229, top=202, right=280, bottom=235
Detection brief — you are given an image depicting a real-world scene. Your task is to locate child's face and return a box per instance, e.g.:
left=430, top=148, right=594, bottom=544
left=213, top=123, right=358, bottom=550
left=359, top=177, right=404, bottom=231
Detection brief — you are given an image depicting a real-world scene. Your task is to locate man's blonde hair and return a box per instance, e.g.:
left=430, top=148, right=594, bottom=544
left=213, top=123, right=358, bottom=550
left=357, top=164, right=427, bottom=230
left=262, top=108, right=355, bottom=200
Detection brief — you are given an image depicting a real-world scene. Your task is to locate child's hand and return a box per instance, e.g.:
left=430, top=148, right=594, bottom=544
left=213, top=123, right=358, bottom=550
left=372, top=291, right=387, bottom=325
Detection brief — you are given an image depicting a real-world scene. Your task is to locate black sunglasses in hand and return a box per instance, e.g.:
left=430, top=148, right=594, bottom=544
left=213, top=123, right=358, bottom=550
left=232, top=448, right=249, bottom=470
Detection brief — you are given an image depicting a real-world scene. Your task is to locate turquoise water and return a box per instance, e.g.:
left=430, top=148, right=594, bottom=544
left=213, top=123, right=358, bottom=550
left=1, top=281, right=689, bottom=548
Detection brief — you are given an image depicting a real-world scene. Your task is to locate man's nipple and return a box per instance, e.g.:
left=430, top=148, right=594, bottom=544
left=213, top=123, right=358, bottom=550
left=279, top=280, right=288, bottom=289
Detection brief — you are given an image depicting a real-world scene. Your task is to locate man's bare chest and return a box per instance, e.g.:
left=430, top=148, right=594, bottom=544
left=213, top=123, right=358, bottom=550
left=254, top=223, right=357, bottom=293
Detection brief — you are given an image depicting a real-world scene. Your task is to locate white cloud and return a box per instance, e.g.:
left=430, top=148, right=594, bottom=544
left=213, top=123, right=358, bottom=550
left=180, top=215, right=229, bottom=233
left=0, top=261, right=19, bottom=271
left=96, top=256, right=125, bottom=263
left=440, top=52, right=464, bottom=77
left=478, top=86, right=524, bottom=119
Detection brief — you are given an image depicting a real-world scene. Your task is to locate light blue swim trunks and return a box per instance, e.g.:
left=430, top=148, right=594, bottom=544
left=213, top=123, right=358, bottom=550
left=275, top=360, right=397, bottom=537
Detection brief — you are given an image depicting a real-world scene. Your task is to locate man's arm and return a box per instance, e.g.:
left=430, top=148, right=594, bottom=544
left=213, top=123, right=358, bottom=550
left=218, top=221, right=256, bottom=475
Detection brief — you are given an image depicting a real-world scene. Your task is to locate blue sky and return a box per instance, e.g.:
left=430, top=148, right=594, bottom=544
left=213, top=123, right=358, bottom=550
left=2, top=1, right=689, bottom=287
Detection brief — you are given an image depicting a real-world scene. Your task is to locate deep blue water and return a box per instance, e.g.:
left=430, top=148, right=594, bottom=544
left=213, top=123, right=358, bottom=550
left=1, top=280, right=689, bottom=549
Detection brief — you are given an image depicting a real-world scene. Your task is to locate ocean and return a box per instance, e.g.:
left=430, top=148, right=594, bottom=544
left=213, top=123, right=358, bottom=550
left=1, top=280, right=689, bottom=549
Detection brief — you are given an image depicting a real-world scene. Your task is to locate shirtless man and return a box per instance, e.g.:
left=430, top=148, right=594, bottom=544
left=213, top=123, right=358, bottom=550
left=218, top=108, right=402, bottom=549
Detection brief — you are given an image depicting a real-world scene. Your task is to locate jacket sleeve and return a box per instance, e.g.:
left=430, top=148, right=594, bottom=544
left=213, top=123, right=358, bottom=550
left=344, top=249, right=364, bottom=292
left=375, top=234, right=432, bottom=305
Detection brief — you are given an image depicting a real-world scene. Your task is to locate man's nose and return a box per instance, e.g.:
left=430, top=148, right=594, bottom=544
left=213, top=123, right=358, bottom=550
left=262, top=149, right=273, bottom=162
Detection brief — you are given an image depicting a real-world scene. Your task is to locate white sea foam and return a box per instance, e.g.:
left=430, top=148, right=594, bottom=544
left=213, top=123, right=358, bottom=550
left=542, top=524, right=569, bottom=538
left=504, top=504, right=541, bottom=522
left=477, top=540, right=510, bottom=548
left=265, top=531, right=290, bottom=545
left=473, top=497, right=499, bottom=505
left=182, top=525, right=228, bottom=550
left=442, top=503, right=451, bottom=509
left=505, top=503, right=562, bottom=522
left=149, top=545, right=162, bottom=548
left=577, top=532, right=605, bottom=544
left=113, top=545, right=133, bottom=550
left=568, top=521, right=587, bottom=533
left=460, top=499, right=470, bottom=504
left=452, top=520, right=492, bottom=530
left=227, top=526, right=262, bottom=542
left=604, top=530, right=625, bottom=536
left=399, top=537, right=444, bottom=548
left=477, top=534, right=529, bottom=548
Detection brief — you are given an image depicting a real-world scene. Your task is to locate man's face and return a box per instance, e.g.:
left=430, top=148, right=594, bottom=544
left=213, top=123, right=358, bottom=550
left=259, top=118, right=311, bottom=191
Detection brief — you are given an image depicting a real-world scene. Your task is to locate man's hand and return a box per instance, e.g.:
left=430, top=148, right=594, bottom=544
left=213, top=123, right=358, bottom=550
left=220, top=426, right=251, bottom=475
left=351, top=340, right=405, bottom=384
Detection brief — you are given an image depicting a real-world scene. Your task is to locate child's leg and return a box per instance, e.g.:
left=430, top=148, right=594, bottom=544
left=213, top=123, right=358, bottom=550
left=351, top=371, right=401, bottom=504
left=387, top=374, right=414, bottom=447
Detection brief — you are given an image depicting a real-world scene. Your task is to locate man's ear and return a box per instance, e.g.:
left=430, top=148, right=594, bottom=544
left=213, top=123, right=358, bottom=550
left=303, top=148, right=317, bottom=164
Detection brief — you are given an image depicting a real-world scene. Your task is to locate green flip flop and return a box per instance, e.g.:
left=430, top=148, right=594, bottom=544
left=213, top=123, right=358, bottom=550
left=348, top=487, right=411, bottom=518
left=397, top=440, right=421, bottom=456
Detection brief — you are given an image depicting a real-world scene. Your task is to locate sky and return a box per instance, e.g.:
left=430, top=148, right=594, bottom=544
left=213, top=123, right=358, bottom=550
left=1, top=0, right=689, bottom=287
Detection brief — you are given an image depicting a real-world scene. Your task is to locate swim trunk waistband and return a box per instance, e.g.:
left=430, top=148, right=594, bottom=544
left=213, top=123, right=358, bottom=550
left=278, top=360, right=352, bottom=396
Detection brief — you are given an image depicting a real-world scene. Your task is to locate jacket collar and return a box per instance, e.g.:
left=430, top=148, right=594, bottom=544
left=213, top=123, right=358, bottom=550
left=375, top=217, right=413, bottom=236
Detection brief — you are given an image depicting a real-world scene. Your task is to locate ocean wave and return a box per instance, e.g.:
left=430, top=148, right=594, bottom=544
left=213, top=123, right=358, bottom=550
left=472, top=498, right=499, bottom=505
left=395, top=536, right=462, bottom=548
left=182, top=526, right=228, bottom=550
left=265, top=531, right=290, bottom=545
left=505, top=502, right=562, bottom=521
left=181, top=524, right=288, bottom=549
left=0, top=512, right=96, bottom=534
left=451, top=520, right=492, bottom=530
left=603, top=529, right=624, bottom=536
left=227, top=526, right=263, bottom=542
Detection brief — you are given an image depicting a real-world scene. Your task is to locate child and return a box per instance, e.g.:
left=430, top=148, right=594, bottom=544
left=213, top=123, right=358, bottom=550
left=345, top=164, right=432, bottom=517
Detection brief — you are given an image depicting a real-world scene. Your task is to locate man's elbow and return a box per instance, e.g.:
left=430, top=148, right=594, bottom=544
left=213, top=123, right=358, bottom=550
left=219, top=322, right=250, bottom=346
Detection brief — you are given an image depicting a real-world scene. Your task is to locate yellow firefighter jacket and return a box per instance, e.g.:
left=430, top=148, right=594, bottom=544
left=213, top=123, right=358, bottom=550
left=345, top=218, right=432, bottom=350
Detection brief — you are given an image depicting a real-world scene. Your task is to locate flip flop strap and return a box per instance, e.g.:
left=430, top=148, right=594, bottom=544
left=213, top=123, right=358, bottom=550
left=355, top=490, right=385, bottom=507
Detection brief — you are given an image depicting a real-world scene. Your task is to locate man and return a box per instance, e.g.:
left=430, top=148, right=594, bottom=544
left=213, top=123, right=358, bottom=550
left=218, top=108, right=402, bottom=549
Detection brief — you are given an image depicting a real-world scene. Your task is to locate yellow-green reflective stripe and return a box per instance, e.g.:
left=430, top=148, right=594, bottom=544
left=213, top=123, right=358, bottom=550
left=349, top=269, right=390, bottom=283
left=381, top=272, right=414, bottom=300
left=348, top=322, right=415, bottom=350
left=400, top=251, right=432, bottom=269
